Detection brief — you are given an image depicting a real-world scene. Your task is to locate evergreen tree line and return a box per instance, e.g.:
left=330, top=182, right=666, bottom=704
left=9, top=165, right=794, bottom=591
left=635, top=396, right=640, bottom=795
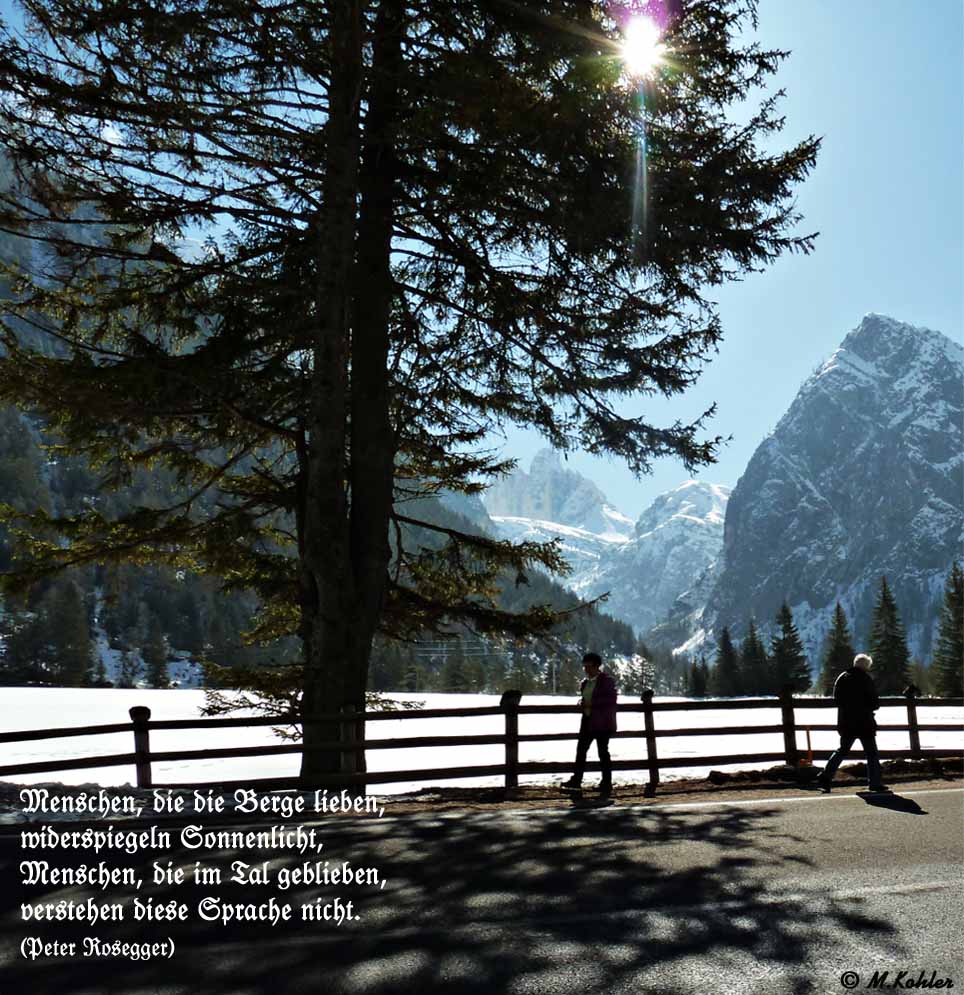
left=370, top=634, right=683, bottom=700
left=0, top=564, right=298, bottom=688
left=0, top=403, right=290, bottom=687
left=369, top=565, right=639, bottom=695
left=681, top=569, right=963, bottom=699
left=370, top=636, right=586, bottom=696
left=0, top=407, right=635, bottom=689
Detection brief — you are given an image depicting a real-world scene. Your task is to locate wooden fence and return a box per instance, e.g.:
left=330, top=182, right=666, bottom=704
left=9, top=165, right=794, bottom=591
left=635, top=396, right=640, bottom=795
left=1, top=688, right=962, bottom=796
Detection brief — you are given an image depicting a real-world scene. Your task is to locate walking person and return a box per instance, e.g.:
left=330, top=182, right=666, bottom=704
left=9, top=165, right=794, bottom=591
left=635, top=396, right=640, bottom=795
left=563, top=652, right=618, bottom=797
left=818, top=653, right=889, bottom=793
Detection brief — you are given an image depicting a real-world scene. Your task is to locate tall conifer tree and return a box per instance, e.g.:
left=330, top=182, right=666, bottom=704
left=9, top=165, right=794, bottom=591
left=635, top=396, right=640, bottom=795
left=698, top=655, right=711, bottom=698
left=0, top=0, right=818, bottom=782
left=932, top=562, right=963, bottom=698
left=868, top=576, right=911, bottom=695
left=117, top=648, right=140, bottom=689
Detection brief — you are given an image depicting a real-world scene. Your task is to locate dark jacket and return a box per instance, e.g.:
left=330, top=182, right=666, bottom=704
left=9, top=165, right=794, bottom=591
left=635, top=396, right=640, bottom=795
left=580, top=671, right=618, bottom=734
left=833, top=666, right=879, bottom=737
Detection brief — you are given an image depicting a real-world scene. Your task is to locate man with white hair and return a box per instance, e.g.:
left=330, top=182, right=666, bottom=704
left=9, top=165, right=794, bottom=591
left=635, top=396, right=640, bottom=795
left=817, top=653, right=889, bottom=793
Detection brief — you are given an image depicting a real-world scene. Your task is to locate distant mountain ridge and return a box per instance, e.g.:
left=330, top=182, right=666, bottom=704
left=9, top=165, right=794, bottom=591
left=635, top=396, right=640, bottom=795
left=485, top=449, right=634, bottom=539
left=664, top=313, right=963, bottom=664
left=590, top=481, right=729, bottom=634
left=483, top=450, right=729, bottom=635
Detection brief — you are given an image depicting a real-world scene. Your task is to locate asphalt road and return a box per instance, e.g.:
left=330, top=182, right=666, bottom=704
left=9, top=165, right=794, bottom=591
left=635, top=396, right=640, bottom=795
left=2, top=787, right=962, bottom=995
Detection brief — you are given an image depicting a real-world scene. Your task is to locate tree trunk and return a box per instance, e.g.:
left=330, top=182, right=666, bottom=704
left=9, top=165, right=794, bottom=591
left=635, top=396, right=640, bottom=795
left=300, top=0, right=364, bottom=786
left=345, top=1, right=404, bottom=758
left=299, top=0, right=402, bottom=791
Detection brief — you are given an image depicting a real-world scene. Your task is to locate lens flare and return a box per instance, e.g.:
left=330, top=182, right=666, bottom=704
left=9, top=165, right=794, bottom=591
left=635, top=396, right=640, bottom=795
left=621, top=15, right=664, bottom=78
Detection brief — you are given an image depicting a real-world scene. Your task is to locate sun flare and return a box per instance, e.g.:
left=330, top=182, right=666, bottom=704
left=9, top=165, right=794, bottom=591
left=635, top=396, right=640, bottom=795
left=621, top=15, right=665, bottom=78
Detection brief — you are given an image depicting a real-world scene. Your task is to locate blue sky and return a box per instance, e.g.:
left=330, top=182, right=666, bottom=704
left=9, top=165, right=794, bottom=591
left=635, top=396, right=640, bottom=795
left=3, top=0, right=958, bottom=519
left=497, top=0, right=963, bottom=517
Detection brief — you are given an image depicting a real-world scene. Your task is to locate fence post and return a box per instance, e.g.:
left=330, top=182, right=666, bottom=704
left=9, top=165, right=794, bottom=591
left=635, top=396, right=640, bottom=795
left=779, top=686, right=798, bottom=767
left=339, top=704, right=363, bottom=782
left=904, top=684, right=921, bottom=757
left=129, top=706, right=152, bottom=788
left=641, top=688, right=659, bottom=797
left=500, top=690, right=522, bottom=791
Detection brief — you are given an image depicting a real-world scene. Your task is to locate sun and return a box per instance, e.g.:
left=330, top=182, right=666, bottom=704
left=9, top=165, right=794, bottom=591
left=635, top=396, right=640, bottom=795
left=621, top=15, right=665, bottom=78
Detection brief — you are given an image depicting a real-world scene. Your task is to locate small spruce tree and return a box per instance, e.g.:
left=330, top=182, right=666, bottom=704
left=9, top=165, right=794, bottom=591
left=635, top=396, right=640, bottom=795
left=466, top=656, right=487, bottom=694
left=142, top=614, right=169, bottom=688
left=869, top=576, right=911, bottom=695
left=711, top=626, right=741, bottom=697
left=932, top=562, right=963, bottom=698
left=688, top=656, right=709, bottom=698
left=770, top=603, right=810, bottom=693
left=403, top=660, right=423, bottom=694
left=45, top=581, right=93, bottom=687
left=908, top=659, right=931, bottom=698
left=506, top=650, right=536, bottom=694
left=440, top=641, right=470, bottom=693
left=698, top=656, right=711, bottom=698
left=117, top=649, right=140, bottom=689
left=740, top=619, right=770, bottom=694
left=818, top=602, right=855, bottom=695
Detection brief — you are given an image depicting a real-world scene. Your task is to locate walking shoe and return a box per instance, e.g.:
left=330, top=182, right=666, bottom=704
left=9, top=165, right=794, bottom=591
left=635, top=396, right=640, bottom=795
left=867, top=785, right=891, bottom=793
left=561, top=778, right=581, bottom=790
left=816, top=774, right=831, bottom=794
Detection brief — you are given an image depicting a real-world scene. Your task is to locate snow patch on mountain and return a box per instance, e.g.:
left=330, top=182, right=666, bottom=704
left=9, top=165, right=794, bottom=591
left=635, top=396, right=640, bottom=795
left=487, top=461, right=730, bottom=636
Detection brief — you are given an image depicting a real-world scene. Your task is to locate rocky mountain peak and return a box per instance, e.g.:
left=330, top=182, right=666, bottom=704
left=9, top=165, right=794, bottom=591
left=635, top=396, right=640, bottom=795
left=484, top=448, right=632, bottom=538
left=688, top=314, right=962, bottom=664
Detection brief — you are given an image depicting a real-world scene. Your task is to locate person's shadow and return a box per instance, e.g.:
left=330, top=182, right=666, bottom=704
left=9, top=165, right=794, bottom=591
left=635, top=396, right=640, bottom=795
left=856, top=792, right=927, bottom=815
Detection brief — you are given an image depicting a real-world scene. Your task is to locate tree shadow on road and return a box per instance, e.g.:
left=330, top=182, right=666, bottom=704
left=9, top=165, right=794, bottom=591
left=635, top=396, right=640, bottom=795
left=1, top=803, right=903, bottom=995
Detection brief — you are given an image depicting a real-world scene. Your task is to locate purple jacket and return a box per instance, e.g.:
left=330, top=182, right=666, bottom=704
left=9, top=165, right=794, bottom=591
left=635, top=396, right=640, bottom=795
left=580, top=671, right=618, bottom=733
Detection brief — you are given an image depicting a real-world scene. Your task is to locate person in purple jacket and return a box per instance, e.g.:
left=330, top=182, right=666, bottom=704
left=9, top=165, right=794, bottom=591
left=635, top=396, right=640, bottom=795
left=563, top=652, right=618, bottom=797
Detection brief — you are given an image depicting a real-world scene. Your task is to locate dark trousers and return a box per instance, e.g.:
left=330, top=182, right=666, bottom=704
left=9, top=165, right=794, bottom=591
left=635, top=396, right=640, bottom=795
left=823, top=731, right=882, bottom=787
left=572, top=716, right=611, bottom=788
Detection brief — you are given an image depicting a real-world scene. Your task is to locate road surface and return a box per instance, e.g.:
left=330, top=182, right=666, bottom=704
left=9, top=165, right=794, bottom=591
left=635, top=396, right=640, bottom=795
left=2, top=786, right=962, bottom=994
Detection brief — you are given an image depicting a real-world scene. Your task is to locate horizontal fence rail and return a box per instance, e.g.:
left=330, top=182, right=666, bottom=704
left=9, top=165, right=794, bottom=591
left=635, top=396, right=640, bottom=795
left=1, top=689, right=962, bottom=794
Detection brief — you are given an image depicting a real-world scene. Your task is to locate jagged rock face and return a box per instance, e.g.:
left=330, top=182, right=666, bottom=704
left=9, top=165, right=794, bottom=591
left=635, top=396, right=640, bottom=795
left=485, top=450, right=729, bottom=636
left=484, top=449, right=633, bottom=539
left=586, top=481, right=730, bottom=633
left=702, top=314, right=963, bottom=662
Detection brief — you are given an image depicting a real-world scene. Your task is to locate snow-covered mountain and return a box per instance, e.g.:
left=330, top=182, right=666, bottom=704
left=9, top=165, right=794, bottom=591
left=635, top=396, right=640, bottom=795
left=581, top=481, right=730, bottom=633
left=487, top=513, right=632, bottom=591
left=483, top=450, right=633, bottom=592
left=484, top=450, right=730, bottom=633
left=485, top=449, right=633, bottom=540
left=666, top=314, right=963, bottom=664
